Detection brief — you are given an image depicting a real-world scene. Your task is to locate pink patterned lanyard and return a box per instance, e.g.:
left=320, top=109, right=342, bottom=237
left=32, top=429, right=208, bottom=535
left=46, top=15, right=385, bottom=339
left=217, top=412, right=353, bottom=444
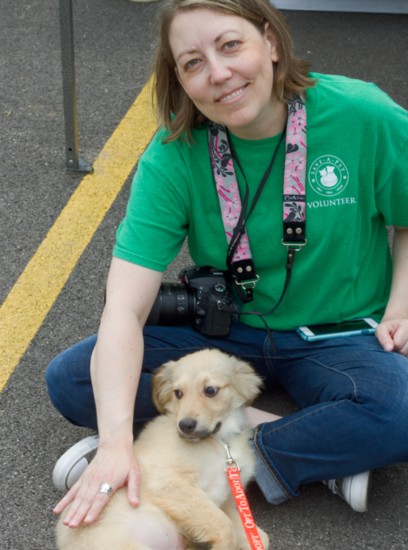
left=283, top=94, right=307, bottom=246
left=208, top=94, right=307, bottom=302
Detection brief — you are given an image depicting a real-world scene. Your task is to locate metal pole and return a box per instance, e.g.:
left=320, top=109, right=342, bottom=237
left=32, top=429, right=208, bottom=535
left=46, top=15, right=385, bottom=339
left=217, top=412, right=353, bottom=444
left=59, top=0, right=93, bottom=173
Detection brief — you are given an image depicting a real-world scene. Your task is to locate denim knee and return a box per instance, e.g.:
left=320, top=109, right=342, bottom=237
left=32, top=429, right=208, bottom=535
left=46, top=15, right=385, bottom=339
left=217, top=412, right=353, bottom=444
left=370, top=353, right=408, bottom=461
left=45, top=356, right=61, bottom=411
left=45, top=335, right=98, bottom=429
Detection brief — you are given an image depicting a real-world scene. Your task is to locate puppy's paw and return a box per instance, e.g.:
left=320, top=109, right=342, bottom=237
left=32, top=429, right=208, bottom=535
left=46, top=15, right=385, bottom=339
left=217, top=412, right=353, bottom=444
left=258, top=526, right=270, bottom=549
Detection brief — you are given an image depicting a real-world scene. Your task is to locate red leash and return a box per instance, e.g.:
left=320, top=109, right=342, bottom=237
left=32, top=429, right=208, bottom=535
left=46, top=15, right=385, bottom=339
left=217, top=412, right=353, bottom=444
left=224, top=443, right=266, bottom=550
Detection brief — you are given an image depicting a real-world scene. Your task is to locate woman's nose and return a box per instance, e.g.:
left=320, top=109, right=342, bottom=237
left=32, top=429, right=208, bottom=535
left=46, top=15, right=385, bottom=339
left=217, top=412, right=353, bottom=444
left=208, top=57, right=232, bottom=84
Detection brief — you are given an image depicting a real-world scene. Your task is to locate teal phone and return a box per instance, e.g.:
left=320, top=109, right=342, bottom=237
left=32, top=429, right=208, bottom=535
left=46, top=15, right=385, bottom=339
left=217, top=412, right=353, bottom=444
left=296, top=318, right=378, bottom=342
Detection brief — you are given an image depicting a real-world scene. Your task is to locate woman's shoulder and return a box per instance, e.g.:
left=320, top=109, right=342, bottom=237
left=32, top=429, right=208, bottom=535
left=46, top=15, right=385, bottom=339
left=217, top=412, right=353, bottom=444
left=141, top=125, right=209, bottom=164
left=307, top=72, right=407, bottom=123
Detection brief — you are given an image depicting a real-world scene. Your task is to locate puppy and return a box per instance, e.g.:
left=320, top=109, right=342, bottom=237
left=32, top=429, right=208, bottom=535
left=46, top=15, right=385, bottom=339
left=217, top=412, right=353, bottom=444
left=56, top=349, right=270, bottom=550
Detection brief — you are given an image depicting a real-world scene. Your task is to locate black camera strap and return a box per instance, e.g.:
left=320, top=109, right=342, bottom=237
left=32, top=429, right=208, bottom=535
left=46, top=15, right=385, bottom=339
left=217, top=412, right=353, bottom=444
left=225, top=130, right=286, bottom=303
left=208, top=94, right=307, bottom=306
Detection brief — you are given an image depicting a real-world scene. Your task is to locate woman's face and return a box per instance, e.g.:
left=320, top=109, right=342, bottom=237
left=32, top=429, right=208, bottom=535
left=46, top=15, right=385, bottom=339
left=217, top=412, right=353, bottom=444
left=169, top=8, right=284, bottom=139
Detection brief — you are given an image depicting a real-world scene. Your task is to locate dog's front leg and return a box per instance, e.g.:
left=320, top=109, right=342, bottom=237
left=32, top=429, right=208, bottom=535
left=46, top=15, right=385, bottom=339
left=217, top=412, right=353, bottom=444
left=154, top=487, right=237, bottom=550
left=222, top=497, right=270, bottom=550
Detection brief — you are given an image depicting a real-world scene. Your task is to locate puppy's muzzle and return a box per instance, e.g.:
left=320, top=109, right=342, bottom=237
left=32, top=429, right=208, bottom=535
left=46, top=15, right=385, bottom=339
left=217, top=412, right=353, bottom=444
left=178, top=418, right=222, bottom=440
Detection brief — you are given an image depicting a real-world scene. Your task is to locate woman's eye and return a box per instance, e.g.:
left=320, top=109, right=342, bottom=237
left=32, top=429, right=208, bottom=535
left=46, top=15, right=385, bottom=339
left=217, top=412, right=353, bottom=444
left=204, top=386, right=219, bottom=398
left=184, top=58, right=201, bottom=71
left=174, top=389, right=183, bottom=399
left=223, top=40, right=240, bottom=51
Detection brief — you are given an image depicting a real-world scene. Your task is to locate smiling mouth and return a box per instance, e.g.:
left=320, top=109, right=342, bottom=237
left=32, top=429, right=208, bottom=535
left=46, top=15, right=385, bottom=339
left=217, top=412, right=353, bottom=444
left=218, top=85, right=248, bottom=104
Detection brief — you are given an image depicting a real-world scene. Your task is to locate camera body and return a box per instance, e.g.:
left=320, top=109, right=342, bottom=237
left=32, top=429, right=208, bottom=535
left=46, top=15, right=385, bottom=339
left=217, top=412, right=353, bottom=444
left=146, top=266, right=236, bottom=336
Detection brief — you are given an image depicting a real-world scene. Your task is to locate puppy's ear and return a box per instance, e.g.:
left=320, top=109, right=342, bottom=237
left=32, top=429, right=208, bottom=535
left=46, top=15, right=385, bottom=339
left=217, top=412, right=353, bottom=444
left=152, top=361, right=176, bottom=414
left=231, top=358, right=263, bottom=405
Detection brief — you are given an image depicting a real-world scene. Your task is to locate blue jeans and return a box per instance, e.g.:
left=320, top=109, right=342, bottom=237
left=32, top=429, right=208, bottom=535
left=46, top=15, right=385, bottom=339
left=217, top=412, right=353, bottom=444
left=46, top=322, right=408, bottom=504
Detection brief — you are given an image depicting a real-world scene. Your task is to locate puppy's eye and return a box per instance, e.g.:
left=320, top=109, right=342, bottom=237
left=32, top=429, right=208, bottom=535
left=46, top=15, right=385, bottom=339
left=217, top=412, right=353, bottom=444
left=174, top=389, right=183, bottom=399
left=204, top=386, right=219, bottom=398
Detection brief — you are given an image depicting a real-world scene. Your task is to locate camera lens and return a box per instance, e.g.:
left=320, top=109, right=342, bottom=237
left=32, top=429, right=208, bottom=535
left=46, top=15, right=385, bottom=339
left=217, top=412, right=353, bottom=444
left=146, top=283, right=196, bottom=326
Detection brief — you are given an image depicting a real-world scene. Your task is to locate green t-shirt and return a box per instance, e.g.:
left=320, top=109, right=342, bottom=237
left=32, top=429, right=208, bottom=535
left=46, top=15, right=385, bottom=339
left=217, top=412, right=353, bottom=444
left=114, top=73, right=408, bottom=330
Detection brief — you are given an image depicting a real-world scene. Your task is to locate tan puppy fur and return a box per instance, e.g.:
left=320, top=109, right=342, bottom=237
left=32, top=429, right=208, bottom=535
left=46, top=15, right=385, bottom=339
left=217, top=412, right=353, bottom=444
left=56, top=349, right=270, bottom=550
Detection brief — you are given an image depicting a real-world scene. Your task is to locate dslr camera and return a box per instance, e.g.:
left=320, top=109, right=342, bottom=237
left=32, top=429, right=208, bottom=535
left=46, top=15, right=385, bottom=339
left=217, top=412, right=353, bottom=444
left=146, top=266, right=237, bottom=336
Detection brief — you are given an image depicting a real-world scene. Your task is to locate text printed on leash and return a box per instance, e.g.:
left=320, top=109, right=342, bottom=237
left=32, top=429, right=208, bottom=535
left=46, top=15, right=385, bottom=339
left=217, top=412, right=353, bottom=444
left=226, top=467, right=265, bottom=550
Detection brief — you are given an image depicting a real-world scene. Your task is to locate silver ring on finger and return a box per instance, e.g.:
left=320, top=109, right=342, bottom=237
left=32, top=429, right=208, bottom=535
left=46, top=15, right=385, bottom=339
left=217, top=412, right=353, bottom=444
left=98, top=483, right=113, bottom=497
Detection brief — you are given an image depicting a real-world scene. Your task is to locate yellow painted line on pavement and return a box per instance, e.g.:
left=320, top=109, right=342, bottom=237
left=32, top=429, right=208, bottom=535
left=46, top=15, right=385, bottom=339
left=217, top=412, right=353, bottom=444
left=0, top=78, right=157, bottom=391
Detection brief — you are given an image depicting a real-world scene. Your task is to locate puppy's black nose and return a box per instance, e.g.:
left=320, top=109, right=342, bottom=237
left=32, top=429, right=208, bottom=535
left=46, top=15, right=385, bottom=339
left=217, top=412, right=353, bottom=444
left=179, top=418, right=197, bottom=434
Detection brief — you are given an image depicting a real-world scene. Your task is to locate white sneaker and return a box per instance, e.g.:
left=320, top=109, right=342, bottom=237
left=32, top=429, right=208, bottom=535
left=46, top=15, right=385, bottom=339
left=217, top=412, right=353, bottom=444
left=326, top=471, right=370, bottom=512
left=52, top=435, right=99, bottom=492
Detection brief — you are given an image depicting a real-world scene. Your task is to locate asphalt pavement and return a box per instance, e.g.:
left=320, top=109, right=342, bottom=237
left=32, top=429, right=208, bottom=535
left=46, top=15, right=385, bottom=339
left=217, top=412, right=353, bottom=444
left=1, top=1, right=407, bottom=549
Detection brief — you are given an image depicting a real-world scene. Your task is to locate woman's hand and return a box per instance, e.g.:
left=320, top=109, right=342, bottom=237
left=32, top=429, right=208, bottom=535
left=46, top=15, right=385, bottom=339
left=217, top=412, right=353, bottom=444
left=53, top=441, right=140, bottom=528
left=376, top=316, right=408, bottom=356
left=377, top=228, right=408, bottom=356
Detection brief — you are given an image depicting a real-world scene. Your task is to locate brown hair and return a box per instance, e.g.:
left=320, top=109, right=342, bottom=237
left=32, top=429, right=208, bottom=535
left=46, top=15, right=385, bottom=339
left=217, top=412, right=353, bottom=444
left=153, top=0, right=314, bottom=142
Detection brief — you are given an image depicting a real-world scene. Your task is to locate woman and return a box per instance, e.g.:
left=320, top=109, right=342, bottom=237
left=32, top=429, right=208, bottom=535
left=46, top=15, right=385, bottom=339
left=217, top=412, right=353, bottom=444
left=47, top=0, right=408, bottom=541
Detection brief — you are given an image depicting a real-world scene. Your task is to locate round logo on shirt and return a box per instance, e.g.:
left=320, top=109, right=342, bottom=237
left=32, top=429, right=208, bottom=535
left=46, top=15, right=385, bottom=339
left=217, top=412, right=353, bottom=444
left=308, top=155, right=349, bottom=197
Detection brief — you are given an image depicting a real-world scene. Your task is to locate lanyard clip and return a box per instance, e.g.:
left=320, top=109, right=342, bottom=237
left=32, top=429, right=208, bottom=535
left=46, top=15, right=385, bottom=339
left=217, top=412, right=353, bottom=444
left=224, top=442, right=240, bottom=471
left=235, top=275, right=260, bottom=290
left=282, top=221, right=307, bottom=252
left=230, top=259, right=259, bottom=303
left=281, top=239, right=308, bottom=253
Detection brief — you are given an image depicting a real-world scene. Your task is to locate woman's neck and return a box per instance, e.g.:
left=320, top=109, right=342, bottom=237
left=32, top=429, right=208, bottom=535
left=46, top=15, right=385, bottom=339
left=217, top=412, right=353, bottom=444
left=228, top=100, right=288, bottom=141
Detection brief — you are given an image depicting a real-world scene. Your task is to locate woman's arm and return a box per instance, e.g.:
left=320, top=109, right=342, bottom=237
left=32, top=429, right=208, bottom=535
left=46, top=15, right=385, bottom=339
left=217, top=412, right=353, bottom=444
left=53, top=257, right=163, bottom=527
left=376, top=227, right=408, bottom=355
left=93, top=257, right=162, bottom=452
